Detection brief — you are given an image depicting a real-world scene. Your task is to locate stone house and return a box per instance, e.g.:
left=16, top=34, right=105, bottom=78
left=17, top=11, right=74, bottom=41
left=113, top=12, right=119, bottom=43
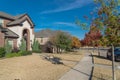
left=35, top=29, right=54, bottom=53
left=0, top=12, right=34, bottom=51
left=35, top=29, right=69, bottom=53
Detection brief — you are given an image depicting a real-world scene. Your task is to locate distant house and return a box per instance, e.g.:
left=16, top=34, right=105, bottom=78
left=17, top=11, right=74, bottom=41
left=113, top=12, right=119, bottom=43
left=0, top=12, right=34, bottom=50
left=35, top=29, right=71, bottom=53
left=35, top=29, right=56, bottom=44
left=35, top=29, right=55, bottom=53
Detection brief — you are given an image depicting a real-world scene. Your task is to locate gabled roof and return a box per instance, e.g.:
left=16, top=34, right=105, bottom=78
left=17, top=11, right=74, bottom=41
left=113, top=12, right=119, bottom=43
left=4, top=28, right=19, bottom=38
left=7, top=17, right=25, bottom=26
left=0, top=11, right=34, bottom=27
left=0, top=25, right=7, bottom=32
left=35, top=29, right=69, bottom=38
left=14, top=13, right=26, bottom=19
left=0, top=12, right=15, bottom=20
left=0, top=25, right=18, bottom=38
left=35, top=29, right=55, bottom=38
left=7, top=14, right=34, bottom=27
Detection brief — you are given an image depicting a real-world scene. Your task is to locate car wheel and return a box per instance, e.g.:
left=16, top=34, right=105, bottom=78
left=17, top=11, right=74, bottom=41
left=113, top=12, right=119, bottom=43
left=115, top=56, right=117, bottom=62
left=107, top=54, right=109, bottom=59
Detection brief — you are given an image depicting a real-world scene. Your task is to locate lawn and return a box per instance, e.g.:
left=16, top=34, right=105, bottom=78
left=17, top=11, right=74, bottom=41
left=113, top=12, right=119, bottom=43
left=92, top=67, right=120, bottom=80
left=92, top=51, right=112, bottom=66
left=0, top=50, right=83, bottom=80
left=92, top=51, right=120, bottom=80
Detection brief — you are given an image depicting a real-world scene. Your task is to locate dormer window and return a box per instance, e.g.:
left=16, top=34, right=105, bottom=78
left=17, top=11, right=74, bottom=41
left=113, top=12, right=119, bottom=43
left=0, top=18, right=3, bottom=26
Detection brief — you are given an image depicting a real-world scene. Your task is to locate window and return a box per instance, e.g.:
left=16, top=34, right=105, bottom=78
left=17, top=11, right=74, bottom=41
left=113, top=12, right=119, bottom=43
left=0, top=18, right=3, bottom=26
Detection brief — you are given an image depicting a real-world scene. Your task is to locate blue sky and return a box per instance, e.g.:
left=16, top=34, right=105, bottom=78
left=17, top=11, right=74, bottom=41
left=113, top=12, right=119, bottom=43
left=0, top=0, right=95, bottom=39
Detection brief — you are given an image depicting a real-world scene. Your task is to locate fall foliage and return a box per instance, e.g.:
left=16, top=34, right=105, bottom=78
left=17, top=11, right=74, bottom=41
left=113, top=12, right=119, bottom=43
left=93, top=0, right=120, bottom=46
left=77, top=0, right=120, bottom=46
left=81, top=25, right=102, bottom=46
left=71, top=36, right=81, bottom=48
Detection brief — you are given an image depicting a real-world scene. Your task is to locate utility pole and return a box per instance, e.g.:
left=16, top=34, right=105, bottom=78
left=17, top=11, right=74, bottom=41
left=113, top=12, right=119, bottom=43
left=111, top=44, right=116, bottom=80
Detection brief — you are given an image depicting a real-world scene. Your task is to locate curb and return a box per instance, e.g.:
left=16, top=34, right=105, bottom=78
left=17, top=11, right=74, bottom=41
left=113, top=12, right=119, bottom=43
left=89, top=52, right=94, bottom=80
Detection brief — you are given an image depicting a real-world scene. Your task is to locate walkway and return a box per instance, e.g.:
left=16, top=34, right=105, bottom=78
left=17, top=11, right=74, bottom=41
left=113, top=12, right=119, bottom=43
left=59, top=52, right=93, bottom=80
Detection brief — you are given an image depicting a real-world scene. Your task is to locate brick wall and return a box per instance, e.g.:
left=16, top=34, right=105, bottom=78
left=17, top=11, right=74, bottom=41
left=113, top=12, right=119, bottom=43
left=0, top=31, right=5, bottom=47
left=13, top=39, right=18, bottom=49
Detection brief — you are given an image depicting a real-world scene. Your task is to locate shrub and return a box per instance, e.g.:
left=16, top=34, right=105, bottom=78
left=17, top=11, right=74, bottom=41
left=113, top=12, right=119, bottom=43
left=0, top=47, right=5, bottom=58
left=32, top=38, right=41, bottom=53
left=5, top=52, right=21, bottom=58
left=12, top=48, right=19, bottom=53
left=19, top=38, right=26, bottom=51
left=5, top=51, right=32, bottom=58
left=5, top=39, right=12, bottom=54
left=19, top=51, right=32, bottom=56
left=5, top=53, right=13, bottom=58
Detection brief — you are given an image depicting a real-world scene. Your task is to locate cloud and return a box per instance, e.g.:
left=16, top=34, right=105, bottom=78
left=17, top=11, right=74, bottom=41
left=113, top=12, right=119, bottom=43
left=34, top=28, right=46, bottom=31
left=40, top=0, right=93, bottom=14
left=53, top=22, right=78, bottom=28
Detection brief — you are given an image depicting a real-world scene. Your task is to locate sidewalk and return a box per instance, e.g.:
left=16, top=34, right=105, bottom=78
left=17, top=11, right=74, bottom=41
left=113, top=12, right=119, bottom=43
left=59, top=52, right=93, bottom=80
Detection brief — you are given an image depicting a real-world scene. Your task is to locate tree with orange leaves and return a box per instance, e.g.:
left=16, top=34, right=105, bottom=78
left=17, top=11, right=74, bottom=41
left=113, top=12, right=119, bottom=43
left=72, top=36, right=81, bottom=49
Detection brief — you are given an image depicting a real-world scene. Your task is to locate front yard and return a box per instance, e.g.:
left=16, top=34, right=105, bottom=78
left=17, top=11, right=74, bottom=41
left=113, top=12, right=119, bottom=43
left=92, top=51, right=120, bottom=80
left=0, top=50, right=83, bottom=80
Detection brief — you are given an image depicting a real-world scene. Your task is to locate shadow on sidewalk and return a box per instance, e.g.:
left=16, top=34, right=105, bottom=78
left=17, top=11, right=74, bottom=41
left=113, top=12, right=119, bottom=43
left=91, top=55, right=107, bottom=60
left=63, top=64, right=102, bottom=80
left=63, top=64, right=90, bottom=76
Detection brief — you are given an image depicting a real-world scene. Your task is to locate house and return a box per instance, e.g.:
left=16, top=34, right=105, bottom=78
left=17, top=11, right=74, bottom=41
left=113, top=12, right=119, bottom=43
left=0, top=12, right=34, bottom=51
left=35, top=29, right=54, bottom=53
left=35, top=29, right=55, bottom=44
left=35, top=29, right=70, bottom=53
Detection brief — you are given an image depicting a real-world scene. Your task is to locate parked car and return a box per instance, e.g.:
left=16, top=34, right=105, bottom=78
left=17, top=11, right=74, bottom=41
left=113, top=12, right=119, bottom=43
left=107, top=47, right=120, bottom=61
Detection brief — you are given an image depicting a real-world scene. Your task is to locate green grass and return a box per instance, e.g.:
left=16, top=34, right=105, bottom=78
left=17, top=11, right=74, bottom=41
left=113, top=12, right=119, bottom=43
left=5, top=52, right=21, bottom=58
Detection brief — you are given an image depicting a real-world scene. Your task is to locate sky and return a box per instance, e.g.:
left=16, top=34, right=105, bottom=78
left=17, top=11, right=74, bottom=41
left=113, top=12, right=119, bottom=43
left=0, top=0, right=95, bottom=39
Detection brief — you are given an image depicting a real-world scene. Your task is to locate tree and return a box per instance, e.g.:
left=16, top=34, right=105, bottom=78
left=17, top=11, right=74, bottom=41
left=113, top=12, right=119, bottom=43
left=32, top=38, right=41, bottom=53
left=81, top=25, right=102, bottom=46
left=50, top=31, right=72, bottom=53
left=76, top=0, right=120, bottom=46
left=71, top=36, right=81, bottom=48
left=93, top=0, right=120, bottom=46
left=99, top=36, right=109, bottom=46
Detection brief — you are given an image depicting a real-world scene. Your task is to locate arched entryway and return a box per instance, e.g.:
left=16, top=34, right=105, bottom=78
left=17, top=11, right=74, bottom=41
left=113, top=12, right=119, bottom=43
left=22, top=29, right=30, bottom=50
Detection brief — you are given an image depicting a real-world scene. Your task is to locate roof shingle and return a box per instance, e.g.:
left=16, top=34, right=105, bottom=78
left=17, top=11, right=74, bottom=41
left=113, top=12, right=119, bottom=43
left=0, top=12, right=15, bottom=20
left=4, top=29, right=19, bottom=38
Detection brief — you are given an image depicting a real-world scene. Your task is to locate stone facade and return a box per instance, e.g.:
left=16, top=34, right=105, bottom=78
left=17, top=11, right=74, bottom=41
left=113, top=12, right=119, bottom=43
left=36, top=37, right=49, bottom=45
left=0, top=12, right=34, bottom=50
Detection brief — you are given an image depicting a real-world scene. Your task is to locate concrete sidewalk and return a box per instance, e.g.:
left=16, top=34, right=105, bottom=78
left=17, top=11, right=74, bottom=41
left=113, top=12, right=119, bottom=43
left=59, top=53, right=93, bottom=80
